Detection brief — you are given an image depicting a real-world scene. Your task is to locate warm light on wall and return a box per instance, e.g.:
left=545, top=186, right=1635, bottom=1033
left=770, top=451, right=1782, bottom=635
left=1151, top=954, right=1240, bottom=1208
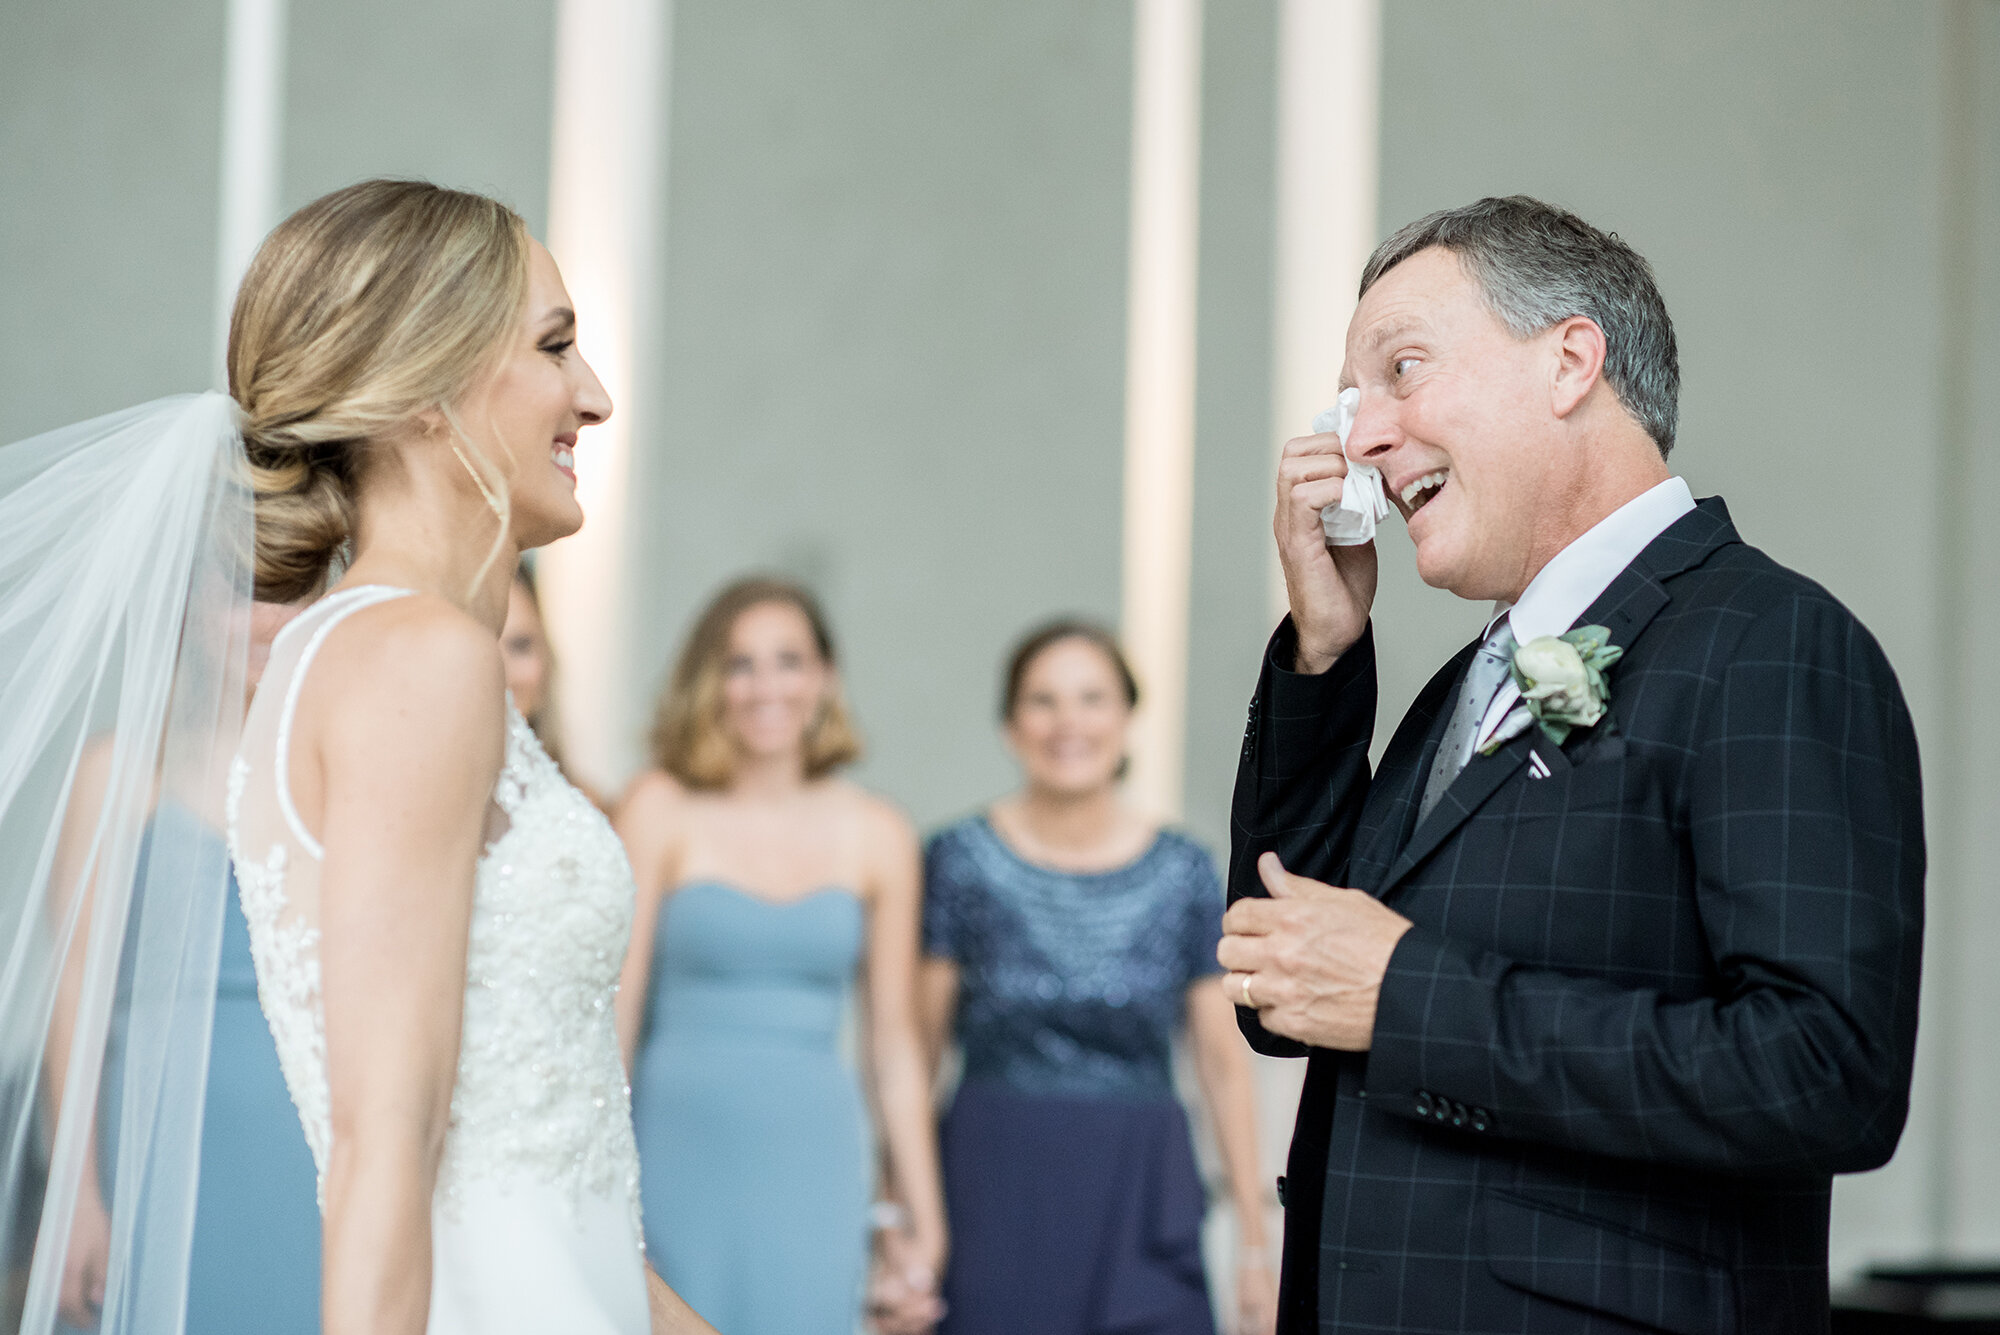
left=1269, top=0, right=1380, bottom=618
left=1120, top=0, right=1205, bottom=823
left=540, top=0, right=670, bottom=793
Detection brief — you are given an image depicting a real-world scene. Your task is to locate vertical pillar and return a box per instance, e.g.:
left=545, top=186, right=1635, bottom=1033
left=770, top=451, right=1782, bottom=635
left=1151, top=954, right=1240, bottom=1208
left=1121, top=0, right=1204, bottom=821
left=212, top=0, right=287, bottom=380
left=541, top=0, right=670, bottom=792
left=1268, top=0, right=1379, bottom=618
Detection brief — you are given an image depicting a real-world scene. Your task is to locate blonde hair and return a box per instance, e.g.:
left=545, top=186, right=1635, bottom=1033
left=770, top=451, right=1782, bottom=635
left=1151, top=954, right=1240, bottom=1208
left=649, top=578, right=862, bottom=790
left=228, top=178, right=531, bottom=601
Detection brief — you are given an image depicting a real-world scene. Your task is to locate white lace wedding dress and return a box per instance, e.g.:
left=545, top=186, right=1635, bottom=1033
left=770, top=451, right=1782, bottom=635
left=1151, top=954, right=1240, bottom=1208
left=226, top=585, right=649, bottom=1333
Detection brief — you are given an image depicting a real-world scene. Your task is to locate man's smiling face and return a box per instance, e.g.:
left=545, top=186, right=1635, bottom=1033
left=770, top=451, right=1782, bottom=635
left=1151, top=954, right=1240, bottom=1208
left=1339, top=246, right=1571, bottom=603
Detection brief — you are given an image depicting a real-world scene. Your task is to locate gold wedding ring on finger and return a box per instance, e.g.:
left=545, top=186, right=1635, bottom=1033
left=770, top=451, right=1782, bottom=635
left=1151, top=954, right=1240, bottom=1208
left=1239, top=972, right=1257, bottom=1009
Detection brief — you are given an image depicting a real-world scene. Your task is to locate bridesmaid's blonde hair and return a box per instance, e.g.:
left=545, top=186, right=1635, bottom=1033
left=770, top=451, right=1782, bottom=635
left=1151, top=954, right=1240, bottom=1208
left=650, top=578, right=862, bottom=789
left=228, top=178, right=531, bottom=601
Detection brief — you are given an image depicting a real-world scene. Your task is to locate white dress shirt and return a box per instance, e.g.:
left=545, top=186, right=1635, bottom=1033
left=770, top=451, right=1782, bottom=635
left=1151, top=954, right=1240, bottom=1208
left=1468, top=476, right=1696, bottom=757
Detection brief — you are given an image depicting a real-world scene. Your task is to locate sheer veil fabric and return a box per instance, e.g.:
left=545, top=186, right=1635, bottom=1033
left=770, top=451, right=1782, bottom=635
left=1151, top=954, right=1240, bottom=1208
left=0, top=394, right=253, bottom=1334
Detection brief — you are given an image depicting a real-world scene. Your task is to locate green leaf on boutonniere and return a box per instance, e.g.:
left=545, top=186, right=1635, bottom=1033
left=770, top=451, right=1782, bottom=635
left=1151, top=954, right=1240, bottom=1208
left=1507, top=624, right=1624, bottom=748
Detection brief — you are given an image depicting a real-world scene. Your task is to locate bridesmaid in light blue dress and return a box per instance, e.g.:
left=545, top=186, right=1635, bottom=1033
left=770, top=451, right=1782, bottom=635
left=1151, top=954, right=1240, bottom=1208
left=629, top=883, right=869, bottom=1326
left=615, top=578, right=947, bottom=1335
left=182, top=814, right=324, bottom=1332
left=54, top=815, right=320, bottom=1334
left=51, top=602, right=321, bottom=1335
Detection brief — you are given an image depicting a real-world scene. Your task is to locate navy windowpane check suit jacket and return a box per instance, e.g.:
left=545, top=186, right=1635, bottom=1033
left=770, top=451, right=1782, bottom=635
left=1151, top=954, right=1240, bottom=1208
left=1229, top=498, right=1924, bottom=1335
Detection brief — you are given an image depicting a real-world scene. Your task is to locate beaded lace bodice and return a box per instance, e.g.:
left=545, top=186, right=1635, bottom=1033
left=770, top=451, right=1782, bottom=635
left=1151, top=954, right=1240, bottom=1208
left=225, top=587, right=641, bottom=1229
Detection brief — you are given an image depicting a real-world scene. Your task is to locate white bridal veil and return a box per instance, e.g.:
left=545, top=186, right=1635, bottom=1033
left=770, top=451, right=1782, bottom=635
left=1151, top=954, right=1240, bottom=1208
left=0, top=394, right=252, bottom=1335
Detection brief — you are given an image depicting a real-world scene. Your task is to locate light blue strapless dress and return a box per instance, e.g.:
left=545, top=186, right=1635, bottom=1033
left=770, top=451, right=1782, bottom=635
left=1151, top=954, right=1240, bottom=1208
left=63, top=807, right=320, bottom=1335
left=632, top=882, right=870, bottom=1335
left=187, top=850, right=322, bottom=1330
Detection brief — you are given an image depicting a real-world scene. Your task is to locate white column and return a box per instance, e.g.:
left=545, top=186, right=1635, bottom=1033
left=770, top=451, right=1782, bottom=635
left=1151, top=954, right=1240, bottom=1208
left=1244, top=0, right=1382, bottom=1297
left=212, top=0, right=288, bottom=382
left=1269, top=0, right=1379, bottom=618
left=1120, top=0, right=1204, bottom=823
left=540, top=0, right=671, bottom=793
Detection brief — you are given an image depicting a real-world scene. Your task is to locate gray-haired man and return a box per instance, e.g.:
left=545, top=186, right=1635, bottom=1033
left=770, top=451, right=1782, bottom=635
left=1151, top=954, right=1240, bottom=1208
left=1219, top=196, right=1923, bottom=1333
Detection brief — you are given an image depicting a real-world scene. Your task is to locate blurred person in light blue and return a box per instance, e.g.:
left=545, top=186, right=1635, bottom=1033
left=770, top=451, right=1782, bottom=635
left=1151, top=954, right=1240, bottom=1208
left=915, top=621, right=1275, bottom=1335
left=614, top=578, right=947, bottom=1335
left=51, top=599, right=321, bottom=1334
left=500, top=561, right=604, bottom=808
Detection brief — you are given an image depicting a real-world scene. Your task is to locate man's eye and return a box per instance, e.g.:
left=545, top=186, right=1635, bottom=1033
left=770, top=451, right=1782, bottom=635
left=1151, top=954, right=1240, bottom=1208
left=1393, top=356, right=1420, bottom=377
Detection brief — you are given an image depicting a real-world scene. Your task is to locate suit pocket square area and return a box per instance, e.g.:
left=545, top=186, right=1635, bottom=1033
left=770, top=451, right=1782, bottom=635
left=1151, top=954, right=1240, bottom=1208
left=1482, top=1190, right=1736, bottom=1335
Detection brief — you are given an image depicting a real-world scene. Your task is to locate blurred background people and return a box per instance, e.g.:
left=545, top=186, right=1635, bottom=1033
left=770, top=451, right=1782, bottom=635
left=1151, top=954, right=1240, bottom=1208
left=501, top=561, right=600, bottom=806
left=49, top=600, right=321, bottom=1334
left=613, top=577, right=946, bottom=1335
left=916, top=621, right=1274, bottom=1335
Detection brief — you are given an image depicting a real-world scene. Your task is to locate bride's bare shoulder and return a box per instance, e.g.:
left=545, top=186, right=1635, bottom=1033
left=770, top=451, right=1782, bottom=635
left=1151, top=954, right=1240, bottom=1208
left=304, top=591, right=504, bottom=752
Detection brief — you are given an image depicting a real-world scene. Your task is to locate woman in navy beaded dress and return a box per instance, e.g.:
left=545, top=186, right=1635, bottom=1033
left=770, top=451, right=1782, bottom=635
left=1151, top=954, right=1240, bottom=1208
left=916, top=622, right=1276, bottom=1335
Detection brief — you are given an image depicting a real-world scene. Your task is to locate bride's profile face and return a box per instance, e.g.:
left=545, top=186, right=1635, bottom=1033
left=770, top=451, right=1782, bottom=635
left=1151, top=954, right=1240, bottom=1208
left=457, top=240, right=613, bottom=551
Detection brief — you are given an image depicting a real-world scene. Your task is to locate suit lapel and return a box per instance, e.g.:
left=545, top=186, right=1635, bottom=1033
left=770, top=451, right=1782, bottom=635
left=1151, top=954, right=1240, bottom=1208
left=1380, top=730, right=1535, bottom=891
left=1370, top=496, right=1740, bottom=899
left=1355, top=642, right=1474, bottom=890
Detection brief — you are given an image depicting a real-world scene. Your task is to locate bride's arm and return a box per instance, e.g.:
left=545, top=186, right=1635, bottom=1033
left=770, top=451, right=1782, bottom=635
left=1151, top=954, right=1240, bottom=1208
left=312, top=610, right=504, bottom=1335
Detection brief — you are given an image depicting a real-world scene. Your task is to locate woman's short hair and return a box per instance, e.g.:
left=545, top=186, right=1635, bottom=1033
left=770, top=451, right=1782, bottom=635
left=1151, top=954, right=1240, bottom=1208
left=230, top=178, right=531, bottom=601
left=1000, top=619, right=1140, bottom=721
left=649, top=578, right=862, bottom=790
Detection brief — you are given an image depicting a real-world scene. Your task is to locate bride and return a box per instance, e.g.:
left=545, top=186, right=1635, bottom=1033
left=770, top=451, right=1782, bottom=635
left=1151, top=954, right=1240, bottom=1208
left=0, top=179, right=715, bottom=1335
left=223, top=181, right=716, bottom=1334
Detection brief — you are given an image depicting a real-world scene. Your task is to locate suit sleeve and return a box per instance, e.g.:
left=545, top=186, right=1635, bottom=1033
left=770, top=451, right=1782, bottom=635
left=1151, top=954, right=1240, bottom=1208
left=1228, top=618, right=1378, bottom=1057
left=1362, top=595, right=1925, bottom=1176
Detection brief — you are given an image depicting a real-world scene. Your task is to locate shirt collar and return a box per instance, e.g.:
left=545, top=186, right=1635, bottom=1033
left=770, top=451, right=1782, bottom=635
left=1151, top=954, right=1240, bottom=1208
left=1485, top=476, right=1696, bottom=645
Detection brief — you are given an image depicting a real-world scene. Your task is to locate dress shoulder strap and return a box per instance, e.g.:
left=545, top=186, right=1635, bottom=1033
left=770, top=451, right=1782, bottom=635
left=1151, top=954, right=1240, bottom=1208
left=272, top=585, right=414, bottom=860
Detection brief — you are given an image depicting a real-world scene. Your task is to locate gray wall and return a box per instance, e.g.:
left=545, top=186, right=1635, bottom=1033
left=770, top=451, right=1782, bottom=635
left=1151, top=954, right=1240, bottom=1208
left=281, top=0, right=557, bottom=232
left=1939, top=0, right=2000, bottom=1258
left=0, top=0, right=226, bottom=439
left=626, top=0, right=1135, bottom=831
left=1371, top=0, right=2000, bottom=1276
left=1184, top=0, right=1281, bottom=857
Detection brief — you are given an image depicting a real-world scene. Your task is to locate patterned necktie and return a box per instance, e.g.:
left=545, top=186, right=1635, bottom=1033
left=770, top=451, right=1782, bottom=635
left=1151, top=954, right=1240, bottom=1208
left=1417, top=620, right=1518, bottom=823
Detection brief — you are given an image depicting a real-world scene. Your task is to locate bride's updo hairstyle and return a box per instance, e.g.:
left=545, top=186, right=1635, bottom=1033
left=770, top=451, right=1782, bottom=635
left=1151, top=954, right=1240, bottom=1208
left=228, top=178, right=531, bottom=601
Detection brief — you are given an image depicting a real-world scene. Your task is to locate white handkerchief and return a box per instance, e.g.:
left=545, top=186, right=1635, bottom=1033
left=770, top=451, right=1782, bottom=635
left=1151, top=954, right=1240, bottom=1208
left=1312, top=387, right=1389, bottom=546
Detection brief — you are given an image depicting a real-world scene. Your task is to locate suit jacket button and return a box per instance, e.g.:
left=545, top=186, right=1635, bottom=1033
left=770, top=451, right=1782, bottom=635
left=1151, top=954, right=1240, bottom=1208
left=1449, top=1102, right=1467, bottom=1128
left=1275, top=1175, right=1288, bottom=1208
left=1471, top=1108, right=1491, bottom=1132
left=1414, top=1091, right=1433, bottom=1118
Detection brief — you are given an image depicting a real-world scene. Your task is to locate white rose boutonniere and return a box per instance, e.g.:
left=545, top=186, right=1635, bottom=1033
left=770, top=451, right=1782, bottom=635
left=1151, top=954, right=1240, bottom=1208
left=1480, top=625, right=1624, bottom=755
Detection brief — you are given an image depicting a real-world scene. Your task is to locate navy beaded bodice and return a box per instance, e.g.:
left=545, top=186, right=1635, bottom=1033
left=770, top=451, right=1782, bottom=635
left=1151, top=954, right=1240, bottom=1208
left=921, top=816, right=1224, bottom=1099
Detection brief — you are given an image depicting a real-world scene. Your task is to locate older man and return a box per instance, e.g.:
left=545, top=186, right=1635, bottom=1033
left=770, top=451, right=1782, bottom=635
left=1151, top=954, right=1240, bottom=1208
left=1220, top=197, right=1923, bottom=1335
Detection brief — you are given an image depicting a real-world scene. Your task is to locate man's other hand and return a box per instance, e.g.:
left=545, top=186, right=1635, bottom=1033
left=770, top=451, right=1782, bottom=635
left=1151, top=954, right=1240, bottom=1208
left=1219, top=853, right=1413, bottom=1050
